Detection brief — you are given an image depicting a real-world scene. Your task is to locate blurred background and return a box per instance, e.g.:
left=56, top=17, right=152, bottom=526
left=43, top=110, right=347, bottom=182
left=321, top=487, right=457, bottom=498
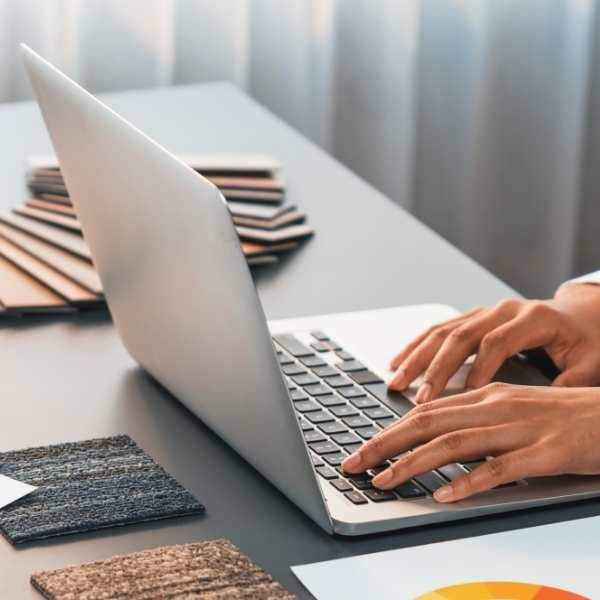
left=1, top=0, right=599, bottom=298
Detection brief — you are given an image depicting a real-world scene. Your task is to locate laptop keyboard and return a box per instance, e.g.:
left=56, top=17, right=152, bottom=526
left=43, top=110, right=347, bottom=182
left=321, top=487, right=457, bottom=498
left=273, top=330, right=485, bottom=506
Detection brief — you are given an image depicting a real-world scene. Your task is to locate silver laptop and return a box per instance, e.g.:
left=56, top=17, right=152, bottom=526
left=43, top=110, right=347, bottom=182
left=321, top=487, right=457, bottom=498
left=21, top=44, right=600, bottom=536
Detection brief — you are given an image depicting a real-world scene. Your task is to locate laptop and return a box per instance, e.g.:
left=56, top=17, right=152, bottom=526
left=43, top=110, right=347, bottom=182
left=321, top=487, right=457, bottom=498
left=21, top=45, right=600, bottom=536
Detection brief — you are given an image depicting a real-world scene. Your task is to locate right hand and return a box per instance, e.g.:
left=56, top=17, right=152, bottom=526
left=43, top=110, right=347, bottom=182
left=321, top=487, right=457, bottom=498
left=388, top=283, right=600, bottom=403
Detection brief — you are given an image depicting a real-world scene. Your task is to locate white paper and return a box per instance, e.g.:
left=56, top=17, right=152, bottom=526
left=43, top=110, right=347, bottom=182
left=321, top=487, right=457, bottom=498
left=0, top=474, right=36, bottom=509
left=292, top=516, right=600, bottom=598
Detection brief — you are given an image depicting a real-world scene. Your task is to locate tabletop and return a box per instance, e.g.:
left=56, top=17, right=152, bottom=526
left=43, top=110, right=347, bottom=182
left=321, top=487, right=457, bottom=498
left=1, top=82, right=597, bottom=598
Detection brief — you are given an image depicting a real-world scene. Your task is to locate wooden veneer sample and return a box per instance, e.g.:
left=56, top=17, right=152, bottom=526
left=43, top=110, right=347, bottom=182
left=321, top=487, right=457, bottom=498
left=236, top=224, right=313, bottom=244
left=0, top=237, right=98, bottom=303
left=13, top=206, right=82, bottom=233
left=27, top=199, right=77, bottom=218
left=0, top=210, right=91, bottom=260
left=0, top=254, right=68, bottom=310
left=0, top=223, right=101, bottom=293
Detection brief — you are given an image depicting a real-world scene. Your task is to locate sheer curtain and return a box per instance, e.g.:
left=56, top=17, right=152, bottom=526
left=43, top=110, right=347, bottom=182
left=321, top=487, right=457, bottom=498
left=0, top=0, right=598, bottom=298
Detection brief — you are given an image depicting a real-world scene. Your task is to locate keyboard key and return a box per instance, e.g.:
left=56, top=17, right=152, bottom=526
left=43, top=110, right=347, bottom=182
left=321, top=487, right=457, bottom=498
left=349, top=396, right=379, bottom=409
left=339, top=386, right=366, bottom=399
left=310, top=441, right=341, bottom=455
left=310, top=453, right=324, bottom=467
left=282, top=364, right=306, bottom=376
left=364, top=383, right=414, bottom=416
left=438, top=463, right=468, bottom=481
left=294, top=399, right=320, bottom=413
left=298, top=418, right=313, bottom=432
left=364, top=489, right=396, bottom=502
left=290, top=389, right=308, bottom=401
left=337, top=360, right=365, bottom=372
left=324, top=453, right=346, bottom=466
left=335, top=350, right=355, bottom=361
left=348, top=475, right=373, bottom=490
left=311, top=330, right=329, bottom=341
left=331, top=432, right=361, bottom=445
left=364, top=406, right=393, bottom=420
left=311, top=340, right=342, bottom=352
left=348, top=370, right=383, bottom=385
left=369, top=462, right=391, bottom=475
left=312, top=365, right=338, bottom=378
left=316, top=465, right=338, bottom=480
left=300, top=355, right=327, bottom=367
left=395, top=480, right=427, bottom=498
left=317, top=394, right=346, bottom=407
left=325, top=375, right=353, bottom=388
left=343, top=415, right=371, bottom=428
left=318, top=421, right=348, bottom=435
left=414, top=471, right=446, bottom=493
left=278, top=354, right=294, bottom=365
left=292, top=374, right=320, bottom=386
left=306, top=410, right=335, bottom=424
left=344, top=443, right=362, bottom=454
left=376, top=416, right=398, bottom=429
left=344, top=490, right=368, bottom=505
left=304, top=429, right=326, bottom=443
left=273, top=334, right=314, bottom=357
left=356, top=426, right=380, bottom=440
left=286, top=380, right=296, bottom=390
left=330, top=404, right=359, bottom=418
left=305, top=383, right=332, bottom=396
left=330, top=478, right=353, bottom=492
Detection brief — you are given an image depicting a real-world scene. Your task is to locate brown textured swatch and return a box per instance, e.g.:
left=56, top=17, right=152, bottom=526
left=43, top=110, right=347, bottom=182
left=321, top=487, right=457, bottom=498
left=31, top=539, right=296, bottom=600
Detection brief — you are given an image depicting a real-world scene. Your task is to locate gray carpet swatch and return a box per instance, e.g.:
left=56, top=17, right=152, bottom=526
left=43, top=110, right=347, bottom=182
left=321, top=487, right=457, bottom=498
left=0, top=434, right=204, bottom=544
left=31, top=539, right=296, bottom=599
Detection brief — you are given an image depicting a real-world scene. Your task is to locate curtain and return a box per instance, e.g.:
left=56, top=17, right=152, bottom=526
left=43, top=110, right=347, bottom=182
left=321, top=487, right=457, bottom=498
left=0, top=0, right=598, bottom=298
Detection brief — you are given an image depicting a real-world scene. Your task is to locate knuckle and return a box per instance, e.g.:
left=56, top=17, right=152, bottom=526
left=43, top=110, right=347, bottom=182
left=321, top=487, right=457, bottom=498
left=484, top=381, right=508, bottom=394
left=431, top=327, right=451, bottom=342
left=480, top=331, right=505, bottom=351
left=448, top=326, right=473, bottom=345
left=411, top=412, right=434, bottom=431
left=411, top=401, right=437, bottom=415
left=486, top=458, right=506, bottom=479
left=525, top=300, right=552, bottom=319
left=440, top=431, right=464, bottom=452
left=496, top=298, right=521, bottom=314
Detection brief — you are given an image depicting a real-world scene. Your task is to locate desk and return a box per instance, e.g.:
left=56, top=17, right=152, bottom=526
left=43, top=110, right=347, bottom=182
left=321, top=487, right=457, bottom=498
left=1, top=83, right=597, bottom=598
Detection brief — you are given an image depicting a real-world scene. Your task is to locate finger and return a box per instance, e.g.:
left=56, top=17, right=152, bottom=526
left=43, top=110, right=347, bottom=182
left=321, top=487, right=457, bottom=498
left=389, top=314, right=487, bottom=393
left=433, top=445, right=546, bottom=502
left=416, top=309, right=515, bottom=402
left=389, top=307, right=483, bottom=371
left=553, top=360, right=600, bottom=387
left=371, top=424, right=525, bottom=490
left=466, top=309, right=557, bottom=389
left=342, top=396, right=496, bottom=474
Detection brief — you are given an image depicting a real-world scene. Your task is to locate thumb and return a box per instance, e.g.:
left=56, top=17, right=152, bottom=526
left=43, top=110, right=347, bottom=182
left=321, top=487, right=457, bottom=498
left=553, top=363, right=599, bottom=387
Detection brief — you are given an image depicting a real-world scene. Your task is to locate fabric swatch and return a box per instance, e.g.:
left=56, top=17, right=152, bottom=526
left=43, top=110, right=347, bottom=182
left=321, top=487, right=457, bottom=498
left=31, top=538, right=296, bottom=599
left=0, top=434, right=204, bottom=544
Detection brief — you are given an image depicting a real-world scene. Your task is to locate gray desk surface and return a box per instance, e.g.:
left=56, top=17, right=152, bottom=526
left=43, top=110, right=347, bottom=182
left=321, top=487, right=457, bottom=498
left=1, top=83, right=598, bottom=598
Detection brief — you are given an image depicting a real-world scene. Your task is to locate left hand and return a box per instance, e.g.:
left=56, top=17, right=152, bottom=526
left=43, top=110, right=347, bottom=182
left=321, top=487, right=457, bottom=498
left=341, top=382, right=600, bottom=502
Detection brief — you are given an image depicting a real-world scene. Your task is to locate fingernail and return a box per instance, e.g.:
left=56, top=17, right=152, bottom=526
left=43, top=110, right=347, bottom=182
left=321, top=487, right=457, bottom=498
left=388, top=368, right=406, bottom=390
left=373, top=469, right=393, bottom=488
left=415, top=382, right=432, bottom=404
left=342, top=452, right=361, bottom=471
left=434, top=486, right=452, bottom=502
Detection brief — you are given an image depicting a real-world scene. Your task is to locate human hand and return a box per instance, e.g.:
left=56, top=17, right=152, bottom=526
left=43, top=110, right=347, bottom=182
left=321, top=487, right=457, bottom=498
left=341, top=383, right=600, bottom=502
left=388, top=284, right=600, bottom=404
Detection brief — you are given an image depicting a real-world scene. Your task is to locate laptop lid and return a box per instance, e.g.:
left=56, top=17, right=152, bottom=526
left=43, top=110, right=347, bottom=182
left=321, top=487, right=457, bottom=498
left=20, top=44, right=332, bottom=533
